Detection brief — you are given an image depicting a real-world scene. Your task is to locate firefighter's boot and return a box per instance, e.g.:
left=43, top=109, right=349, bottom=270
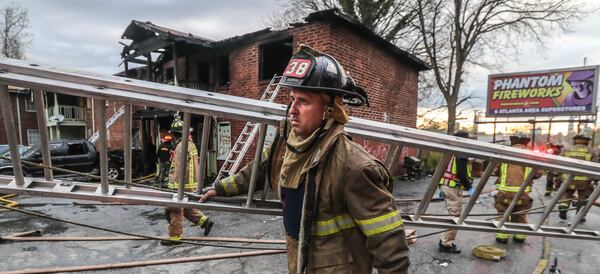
left=438, top=240, right=461, bottom=254
left=495, top=233, right=510, bottom=244
left=558, top=203, right=568, bottom=220
left=199, top=216, right=214, bottom=236
left=160, top=236, right=183, bottom=246
left=513, top=234, right=527, bottom=243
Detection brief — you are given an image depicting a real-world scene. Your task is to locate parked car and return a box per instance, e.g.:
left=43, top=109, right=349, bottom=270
left=0, top=139, right=99, bottom=177
left=0, top=139, right=138, bottom=180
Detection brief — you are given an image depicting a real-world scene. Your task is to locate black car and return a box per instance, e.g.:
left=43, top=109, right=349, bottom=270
left=0, top=139, right=147, bottom=181
left=0, top=139, right=99, bottom=178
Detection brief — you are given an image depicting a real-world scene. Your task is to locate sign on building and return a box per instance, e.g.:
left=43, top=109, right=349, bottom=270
left=487, top=66, right=599, bottom=117
left=217, top=122, right=231, bottom=160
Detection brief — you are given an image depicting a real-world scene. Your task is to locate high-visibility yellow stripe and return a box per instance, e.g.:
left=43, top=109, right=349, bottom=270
left=355, top=210, right=399, bottom=226
left=354, top=210, right=404, bottom=236
left=168, top=235, right=182, bottom=241
left=313, top=214, right=356, bottom=236
left=495, top=233, right=510, bottom=239
left=513, top=234, right=527, bottom=240
left=362, top=219, right=404, bottom=236
left=230, top=176, right=238, bottom=194
left=219, top=176, right=238, bottom=196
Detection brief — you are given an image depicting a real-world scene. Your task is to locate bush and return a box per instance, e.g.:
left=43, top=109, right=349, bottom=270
left=421, top=150, right=443, bottom=174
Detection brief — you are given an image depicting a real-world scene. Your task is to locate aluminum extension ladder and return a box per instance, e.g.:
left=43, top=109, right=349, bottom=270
left=215, top=75, right=283, bottom=183
left=0, top=58, right=599, bottom=241
left=88, top=105, right=125, bottom=144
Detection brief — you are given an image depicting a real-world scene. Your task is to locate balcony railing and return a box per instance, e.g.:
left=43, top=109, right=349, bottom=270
left=47, top=105, right=86, bottom=121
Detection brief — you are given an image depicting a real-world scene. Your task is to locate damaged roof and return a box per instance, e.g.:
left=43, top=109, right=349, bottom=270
left=122, top=20, right=213, bottom=47
left=121, top=9, right=429, bottom=71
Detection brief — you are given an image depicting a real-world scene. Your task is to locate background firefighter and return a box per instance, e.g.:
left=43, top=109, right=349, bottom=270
left=200, top=45, right=413, bottom=273
left=161, top=117, right=214, bottom=246
left=156, top=135, right=174, bottom=187
left=437, top=130, right=474, bottom=254
left=544, top=143, right=564, bottom=196
left=494, top=132, right=542, bottom=244
left=558, top=134, right=598, bottom=222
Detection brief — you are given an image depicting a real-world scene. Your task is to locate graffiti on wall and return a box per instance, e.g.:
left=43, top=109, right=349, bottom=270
left=217, top=122, right=231, bottom=160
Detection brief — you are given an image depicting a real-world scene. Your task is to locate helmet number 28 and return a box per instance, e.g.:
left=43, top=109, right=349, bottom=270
left=284, top=59, right=312, bottom=78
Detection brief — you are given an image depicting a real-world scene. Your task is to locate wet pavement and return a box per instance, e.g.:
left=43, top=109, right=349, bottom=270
left=0, top=175, right=598, bottom=273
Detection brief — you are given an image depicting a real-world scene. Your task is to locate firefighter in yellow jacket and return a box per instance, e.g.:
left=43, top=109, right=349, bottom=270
left=438, top=130, right=474, bottom=253
left=558, top=134, right=598, bottom=221
left=201, top=45, right=411, bottom=273
left=494, top=132, right=542, bottom=244
left=161, top=117, right=214, bottom=246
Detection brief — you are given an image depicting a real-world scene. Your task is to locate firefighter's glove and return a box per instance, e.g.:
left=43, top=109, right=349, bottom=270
left=199, top=186, right=217, bottom=203
left=467, top=188, right=475, bottom=197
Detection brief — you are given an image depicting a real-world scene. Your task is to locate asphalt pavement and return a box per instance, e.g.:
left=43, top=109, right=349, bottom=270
left=0, top=175, right=598, bottom=273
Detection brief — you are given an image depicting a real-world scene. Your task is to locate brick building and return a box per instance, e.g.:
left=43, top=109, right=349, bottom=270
left=1, top=8, right=428, bottom=178
left=117, top=9, right=428, bottom=176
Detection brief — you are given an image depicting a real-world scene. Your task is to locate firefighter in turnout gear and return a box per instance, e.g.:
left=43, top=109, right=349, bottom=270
left=438, top=130, right=474, bottom=254
left=494, top=132, right=542, bottom=244
left=545, top=143, right=564, bottom=196
left=557, top=134, right=598, bottom=221
left=161, top=117, right=213, bottom=246
left=200, top=45, right=412, bottom=273
left=156, top=135, right=174, bottom=187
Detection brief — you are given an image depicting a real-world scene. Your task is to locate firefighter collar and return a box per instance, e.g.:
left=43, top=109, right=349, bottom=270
left=280, top=119, right=342, bottom=189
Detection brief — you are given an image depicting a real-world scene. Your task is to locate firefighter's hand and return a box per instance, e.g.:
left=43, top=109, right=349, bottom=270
left=405, top=229, right=417, bottom=245
left=199, top=187, right=217, bottom=203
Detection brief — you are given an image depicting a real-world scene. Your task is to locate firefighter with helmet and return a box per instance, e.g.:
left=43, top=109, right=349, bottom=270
left=156, top=135, right=174, bottom=187
left=200, top=45, right=413, bottom=273
left=494, top=132, right=542, bottom=244
left=544, top=142, right=564, bottom=196
left=161, top=116, right=214, bottom=246
left=557, top=133, right=598, bottom=221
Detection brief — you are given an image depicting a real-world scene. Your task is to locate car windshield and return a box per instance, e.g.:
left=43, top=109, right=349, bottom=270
left=20, top=144, right=41, bottom=159
left=0, top=145, right=8, bottom=156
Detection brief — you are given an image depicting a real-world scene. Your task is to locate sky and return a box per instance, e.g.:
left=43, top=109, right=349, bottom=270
left=2, top=0, right=600, bottom=135
left=1, top=0, right=280, bottom=73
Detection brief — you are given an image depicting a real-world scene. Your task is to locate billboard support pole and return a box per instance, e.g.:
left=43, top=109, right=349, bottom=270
left=492, top=118, right=497, bottom=143
left=531, top=119, right=537, bottom=149
left=547, top=118, right=553, bottom=144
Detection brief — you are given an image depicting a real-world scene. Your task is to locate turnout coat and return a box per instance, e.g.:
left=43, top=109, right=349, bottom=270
left=214, top=123, right=410, bottom=273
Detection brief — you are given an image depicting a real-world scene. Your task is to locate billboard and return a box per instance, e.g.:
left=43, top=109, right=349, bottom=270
left=487, top=66, right=599, bottom=117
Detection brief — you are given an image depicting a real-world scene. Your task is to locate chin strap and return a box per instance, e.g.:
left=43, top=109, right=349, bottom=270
left=284, top=95, right=335, bottom=155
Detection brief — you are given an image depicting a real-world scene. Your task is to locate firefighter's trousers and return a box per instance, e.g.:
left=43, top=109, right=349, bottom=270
left=167, top=207, right=208, bottom=239
left=494, top=191, right=533, bottom=241
left=440, top=185, right=462, bottom=246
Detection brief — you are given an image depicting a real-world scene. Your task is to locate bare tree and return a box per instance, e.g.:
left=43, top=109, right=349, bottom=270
left=0, top=3, right=31, bottom=59
left=414, top=0, right=583, bottom=134
left=268, top=0, right=416, bottom=44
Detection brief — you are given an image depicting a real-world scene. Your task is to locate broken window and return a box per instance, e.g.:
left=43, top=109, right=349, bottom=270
left=259, top=38, right=293, bottom=81
left=217, top=55, right=229, bottom=86
left=165, top=67, right=174, bottom=82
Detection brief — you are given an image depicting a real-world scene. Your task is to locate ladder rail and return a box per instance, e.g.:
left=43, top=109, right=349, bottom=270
left=1, top=58, right=600, bottom=241
left=88, top=105, right=126, bottom=144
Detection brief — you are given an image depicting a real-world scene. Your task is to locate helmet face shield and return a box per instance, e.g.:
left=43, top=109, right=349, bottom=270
left=281, top=45, right=368, bottom=107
